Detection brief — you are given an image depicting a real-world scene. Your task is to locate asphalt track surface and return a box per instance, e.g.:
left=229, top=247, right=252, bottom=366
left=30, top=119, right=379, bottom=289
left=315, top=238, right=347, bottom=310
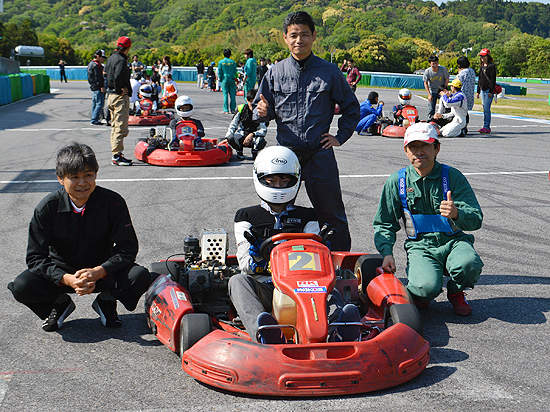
left=1, top=80, right=549, bottom=412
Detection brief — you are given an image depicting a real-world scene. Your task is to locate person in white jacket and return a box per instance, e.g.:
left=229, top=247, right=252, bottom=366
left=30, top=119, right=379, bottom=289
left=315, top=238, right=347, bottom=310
left=434, top=79, right=468, bottom=137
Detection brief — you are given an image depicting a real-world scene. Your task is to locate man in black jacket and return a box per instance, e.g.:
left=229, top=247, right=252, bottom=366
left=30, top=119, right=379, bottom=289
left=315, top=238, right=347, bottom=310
left=105, top=36, right=133, bottom=166
left=8, top=142, right=151, bottom=332
left=87, top=49, right=106, bottom=125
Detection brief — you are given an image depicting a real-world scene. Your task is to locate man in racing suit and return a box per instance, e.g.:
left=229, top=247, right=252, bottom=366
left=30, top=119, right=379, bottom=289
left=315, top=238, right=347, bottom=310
left=228, top=146, right=361, bottom=344
left=218, top=49, right=238, bottom=114
left=434, top=79, right=468, bottom=137
left=373, top=123, right=483, bottom=316
left=254, top=11, right=360, bottom=252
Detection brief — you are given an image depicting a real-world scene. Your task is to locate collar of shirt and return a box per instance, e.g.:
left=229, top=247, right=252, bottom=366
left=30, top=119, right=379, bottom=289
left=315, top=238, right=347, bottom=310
left=260, top=201, right=296, bottom=229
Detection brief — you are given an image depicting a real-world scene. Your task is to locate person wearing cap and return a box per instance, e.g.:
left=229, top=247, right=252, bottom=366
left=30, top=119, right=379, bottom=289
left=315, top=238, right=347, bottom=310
left=423, top=55, right=449, bottom=120
left=476, top=48, right=496, bottom=134
left=105, top=36, right=133, bottom=166
left=373, top=123, right=483, bottom=316
left=253, top=11, right=360, bottom=252
left=87, top=50, right=107, bottom=125
left=433, top=78, right=468, bottom=137
left=228, top=146, right=362, bottom=344
left=206, top=61, right=217, bottom=92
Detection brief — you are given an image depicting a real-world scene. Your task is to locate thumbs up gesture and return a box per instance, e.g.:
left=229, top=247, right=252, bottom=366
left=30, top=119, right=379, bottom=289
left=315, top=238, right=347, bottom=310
left=256, top=94, right=269, bottom=117
left=440, top=191, right=458, bottom=220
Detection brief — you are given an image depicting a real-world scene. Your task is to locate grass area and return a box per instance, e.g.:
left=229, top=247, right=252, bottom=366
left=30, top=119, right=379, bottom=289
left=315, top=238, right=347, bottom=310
left=473, top=96, right=550, bottom=120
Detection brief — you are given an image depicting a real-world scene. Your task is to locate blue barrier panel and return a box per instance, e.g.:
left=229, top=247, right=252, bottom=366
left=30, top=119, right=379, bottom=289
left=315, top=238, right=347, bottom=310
left=172, top=68, right=197, bottom=82
left=46, top=68, right=88, bottom=81
left=0, top=76, right=12, bottom=106
left=20, top=73, right=34, bottom=98
left=370, top=74, right=425, bottom=90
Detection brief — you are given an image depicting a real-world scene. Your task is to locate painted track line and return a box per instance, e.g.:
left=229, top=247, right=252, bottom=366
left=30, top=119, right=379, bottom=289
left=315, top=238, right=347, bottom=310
left=1, top=170, right=547, bottom=186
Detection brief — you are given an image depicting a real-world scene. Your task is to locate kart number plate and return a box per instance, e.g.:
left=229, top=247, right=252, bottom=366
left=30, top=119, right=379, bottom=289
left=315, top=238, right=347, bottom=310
left=288, top=252, right=320, bottom=271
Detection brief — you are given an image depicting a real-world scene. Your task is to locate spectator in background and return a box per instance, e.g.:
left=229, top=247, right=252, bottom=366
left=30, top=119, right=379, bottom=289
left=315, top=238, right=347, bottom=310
left=477, top=49, right=496, bottom=134
left=340, top=58, right=362, bottom=92
left=456, top=56, right=476, bottom=132
left=423, top=55, right=449, bottom=120
left=206, top=61, right=217, bottom=92
left=196, top=59, right=205, bottom=89
left=131, top=55, right=145, bottom=76
left=218, top=49, right=238, bottom=114
left=87, top=49, right=107, bottom=126
left=243, top=49, right=257, bottom=100
left=59, top=60, right=68, bottom=83
left=256, top=57, right=268, bottom=86
left=266, top=58, right=273, bottom=69
left=159, top=55, right=172, bottom=89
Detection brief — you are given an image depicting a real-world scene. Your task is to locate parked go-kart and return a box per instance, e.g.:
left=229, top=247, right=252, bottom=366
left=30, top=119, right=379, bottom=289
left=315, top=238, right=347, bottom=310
left=134, top=120, right=232, bottom=167
left=382, top=105, right=419, bottom=138
left=129, top=98, right=174, bottom=126
left=144, top=230, right=430, bottom=397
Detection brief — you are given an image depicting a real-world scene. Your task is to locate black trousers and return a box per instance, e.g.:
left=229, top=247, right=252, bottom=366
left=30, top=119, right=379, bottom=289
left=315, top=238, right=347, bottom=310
left=8, top=264, right=151, bottom=319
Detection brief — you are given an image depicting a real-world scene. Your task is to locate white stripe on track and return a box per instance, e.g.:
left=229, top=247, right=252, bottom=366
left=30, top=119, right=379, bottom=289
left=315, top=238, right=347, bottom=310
left=1, top=171, right=547, bottom=185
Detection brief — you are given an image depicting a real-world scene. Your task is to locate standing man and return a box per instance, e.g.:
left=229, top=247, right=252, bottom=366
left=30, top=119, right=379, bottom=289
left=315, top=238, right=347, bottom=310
left=58, top=60, right=68, bottom=83
left=218, top=49, right=238, bottom=114
left=87, top=49, right=106, bottom=126
left=423, top=55, right=449, bottom=120
left=243, top=49, right=257, bottom=101
left=254, top=11, right=360, bottom=251
left=130, top=55, right=144, bottom=77
left=105, top=36, right=133, bottom=166
left=373, top=123, right=483, bottom=316
left=256, top=57, right=268, bottom=86
left=196, top=59, right=205, bottom=89
left=340, top=58, right=362, bottom=92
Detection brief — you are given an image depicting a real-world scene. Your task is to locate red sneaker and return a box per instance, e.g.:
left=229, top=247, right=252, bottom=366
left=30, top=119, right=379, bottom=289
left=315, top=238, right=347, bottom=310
left=447, top=291, right=472, bottom=316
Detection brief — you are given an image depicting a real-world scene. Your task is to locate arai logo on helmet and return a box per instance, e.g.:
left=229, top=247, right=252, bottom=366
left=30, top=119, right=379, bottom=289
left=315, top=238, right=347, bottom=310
left=271, top=158, right=287, bottom=165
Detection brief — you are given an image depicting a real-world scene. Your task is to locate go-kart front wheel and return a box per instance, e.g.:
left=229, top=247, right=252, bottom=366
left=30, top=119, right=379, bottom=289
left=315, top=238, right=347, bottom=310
left=354, top=254, right=383, bottom=295
left=179, top=313, right=212, bottom=356
left=385, top=303, right=423, bottom=337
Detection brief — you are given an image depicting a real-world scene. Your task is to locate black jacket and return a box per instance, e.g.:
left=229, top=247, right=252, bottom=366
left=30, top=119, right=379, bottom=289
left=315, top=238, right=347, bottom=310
left=26, top=186, right=139, bottom=285
left=105, top=50, right=131, bottom=96
left=477, top=63, right=496, bottom=93
left=87, top=59, right=104, bottom=91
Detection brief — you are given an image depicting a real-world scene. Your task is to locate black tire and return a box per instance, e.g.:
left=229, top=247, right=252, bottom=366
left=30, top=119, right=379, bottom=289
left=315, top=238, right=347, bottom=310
left=354, top=254, right=383, bottom=295
left=179, top=313, right=212, bottom=356
left=386, top=303, right=423, bottom=337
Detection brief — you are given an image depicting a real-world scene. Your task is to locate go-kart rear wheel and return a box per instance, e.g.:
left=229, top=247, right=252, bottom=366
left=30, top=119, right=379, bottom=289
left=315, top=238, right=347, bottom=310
left=354, top=254, right=383, bottom=295
left=385, top=303, right=423, bottom=337
left=179, top=313, right=212, bottom=356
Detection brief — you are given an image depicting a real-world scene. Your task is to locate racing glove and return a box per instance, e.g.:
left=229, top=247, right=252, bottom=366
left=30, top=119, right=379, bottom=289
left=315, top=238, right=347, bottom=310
left=244, top=231, right=268, bottom=273
left=319, top=224, right=336, bottom=250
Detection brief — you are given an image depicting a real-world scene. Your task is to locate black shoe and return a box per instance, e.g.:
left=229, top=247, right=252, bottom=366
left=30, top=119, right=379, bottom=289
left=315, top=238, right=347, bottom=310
left=92, top=297, right=122, bottom=328
left=236, top=151, right=245, bottom=160
left=111, top=153, right=133, bottom=166
left=42, top=296, right=76, bottom=332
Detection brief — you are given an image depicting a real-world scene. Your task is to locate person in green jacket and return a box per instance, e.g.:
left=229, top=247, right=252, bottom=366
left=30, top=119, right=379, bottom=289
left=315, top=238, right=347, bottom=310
left=218, top=48, right=238, bottom=114
left=243, top=48, right=257, bottom=101
left=373, top=122, right=483, bottom=316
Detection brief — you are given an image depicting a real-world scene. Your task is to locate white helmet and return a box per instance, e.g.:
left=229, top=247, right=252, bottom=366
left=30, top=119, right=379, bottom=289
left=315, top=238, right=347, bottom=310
left=398, top=88, right=412, bottom=106
left=175, top=95, right=194, bottom=117
left=253, top=146, right=301, bottom=204
left=139, top=84, right=152, bottom=98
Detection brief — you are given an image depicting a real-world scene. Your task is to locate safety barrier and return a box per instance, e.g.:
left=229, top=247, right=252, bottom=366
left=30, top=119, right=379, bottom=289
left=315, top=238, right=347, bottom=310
left=0, top=73, right=50, bottom=107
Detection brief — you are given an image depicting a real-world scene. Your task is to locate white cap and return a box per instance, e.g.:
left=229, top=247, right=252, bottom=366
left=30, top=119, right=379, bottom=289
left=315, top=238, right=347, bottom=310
left=404, top=123, right=439, bottom=147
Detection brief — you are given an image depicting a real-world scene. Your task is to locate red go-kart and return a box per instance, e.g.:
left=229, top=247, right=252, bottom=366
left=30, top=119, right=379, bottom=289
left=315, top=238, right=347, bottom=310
left=128, top=98, right=174, bottom=126
left=144, top=231, right=429, bottom=397
left=382, top=105, right=419, bottom=138
left=134, top=120, right=232, bottom=167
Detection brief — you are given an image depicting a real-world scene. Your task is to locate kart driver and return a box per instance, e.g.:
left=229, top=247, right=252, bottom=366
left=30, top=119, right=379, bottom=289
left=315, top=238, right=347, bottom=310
left=7, top=142, right=151, bottom=332
left=373, top=123, right=484, bottom=316
left=392, top=88, right=416, bottom=126
left=133, top=84, right=157, bottom=116
left=355, top=91, right=384, bottom=136
left=169, top=95, right=205, bottom=150
left=228, top=146, right=362, bottom=344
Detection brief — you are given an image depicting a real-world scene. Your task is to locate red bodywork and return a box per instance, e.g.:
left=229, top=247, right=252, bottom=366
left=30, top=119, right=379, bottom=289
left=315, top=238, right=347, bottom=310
left=134, top=120, right=233, bottom=166
left=382, top=105, right=419, bottom=138
left=145, top=234, right=429, bottom=396
left=128, top=99, right=173, bottom=126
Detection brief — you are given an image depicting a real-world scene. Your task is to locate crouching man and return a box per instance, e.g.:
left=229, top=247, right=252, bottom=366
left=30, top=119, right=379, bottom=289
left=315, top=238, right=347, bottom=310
left=8, top=142, right=151, bottom=331
left=373, top=123, right=483, bottom=316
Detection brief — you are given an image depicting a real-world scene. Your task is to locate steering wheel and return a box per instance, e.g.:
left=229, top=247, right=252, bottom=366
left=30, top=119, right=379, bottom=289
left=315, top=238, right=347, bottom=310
left=259, top=232, right=323, bottom=262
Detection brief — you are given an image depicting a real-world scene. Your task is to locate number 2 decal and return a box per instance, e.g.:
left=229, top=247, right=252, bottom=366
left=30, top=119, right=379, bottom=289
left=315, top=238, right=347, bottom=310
left=288, top=252, right=319, bottom=271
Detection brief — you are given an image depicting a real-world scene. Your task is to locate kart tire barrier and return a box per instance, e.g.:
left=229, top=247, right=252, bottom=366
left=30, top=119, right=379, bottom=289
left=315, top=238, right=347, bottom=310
left=0, top=73, right=50, bottom=106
